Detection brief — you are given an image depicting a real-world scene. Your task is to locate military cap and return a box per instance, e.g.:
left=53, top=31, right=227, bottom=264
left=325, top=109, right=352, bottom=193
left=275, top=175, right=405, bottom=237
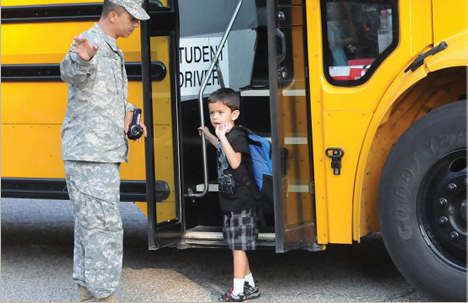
left=109, top=0, right=150, bottom=20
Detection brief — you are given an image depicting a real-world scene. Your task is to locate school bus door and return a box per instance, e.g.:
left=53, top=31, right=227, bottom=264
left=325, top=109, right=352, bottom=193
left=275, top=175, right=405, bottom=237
left=140, top=0, right=184, bottom=250
left=267, top=0, right=318, bottom=252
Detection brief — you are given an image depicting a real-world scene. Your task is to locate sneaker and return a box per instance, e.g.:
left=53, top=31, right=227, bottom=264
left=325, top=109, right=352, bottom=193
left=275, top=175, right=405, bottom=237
left=244, top=281, right=260, bottom=300
left=218, top=286, right=245, bottom=302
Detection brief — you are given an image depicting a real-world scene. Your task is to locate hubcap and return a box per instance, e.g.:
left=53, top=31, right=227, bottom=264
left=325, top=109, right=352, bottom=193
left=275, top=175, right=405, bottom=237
left=418, top=150, right=467, bottom=270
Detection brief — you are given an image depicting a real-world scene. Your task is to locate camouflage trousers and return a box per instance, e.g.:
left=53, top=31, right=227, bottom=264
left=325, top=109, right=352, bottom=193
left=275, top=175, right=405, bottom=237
left=64, top=161, right=123, bottom=299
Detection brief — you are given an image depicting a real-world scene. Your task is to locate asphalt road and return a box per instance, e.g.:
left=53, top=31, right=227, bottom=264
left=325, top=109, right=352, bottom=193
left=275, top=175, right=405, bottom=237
left=1, top=198, right=427, bottom=302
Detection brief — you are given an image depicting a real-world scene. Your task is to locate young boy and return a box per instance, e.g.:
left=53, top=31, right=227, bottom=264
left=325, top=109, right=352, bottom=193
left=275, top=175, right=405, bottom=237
left=198, top=88, right=260, bottom=302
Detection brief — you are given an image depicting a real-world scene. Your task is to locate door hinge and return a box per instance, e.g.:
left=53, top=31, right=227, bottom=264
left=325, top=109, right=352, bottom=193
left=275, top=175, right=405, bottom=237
left=309, top=181, right=315, bottom=194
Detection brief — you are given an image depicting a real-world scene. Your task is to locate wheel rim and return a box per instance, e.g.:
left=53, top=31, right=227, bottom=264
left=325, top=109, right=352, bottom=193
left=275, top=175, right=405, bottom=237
left=418, top=149, right=467, bottom=271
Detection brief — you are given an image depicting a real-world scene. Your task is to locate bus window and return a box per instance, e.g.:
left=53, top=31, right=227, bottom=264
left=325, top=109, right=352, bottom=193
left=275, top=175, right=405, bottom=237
left=321, top=0, right=399, bottom=86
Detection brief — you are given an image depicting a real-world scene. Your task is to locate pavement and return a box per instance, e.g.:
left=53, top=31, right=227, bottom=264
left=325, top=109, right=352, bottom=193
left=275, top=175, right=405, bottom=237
left=1, top=198, right=427, bottom=302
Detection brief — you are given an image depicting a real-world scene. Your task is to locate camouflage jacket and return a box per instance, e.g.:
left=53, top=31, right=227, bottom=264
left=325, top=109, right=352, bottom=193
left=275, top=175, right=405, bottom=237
left=60, top=23, right=135, bottom=163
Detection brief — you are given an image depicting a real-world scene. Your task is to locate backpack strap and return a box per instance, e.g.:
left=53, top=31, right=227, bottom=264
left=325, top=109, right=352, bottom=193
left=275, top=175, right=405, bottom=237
left=235, top=173, right=260, bottom=199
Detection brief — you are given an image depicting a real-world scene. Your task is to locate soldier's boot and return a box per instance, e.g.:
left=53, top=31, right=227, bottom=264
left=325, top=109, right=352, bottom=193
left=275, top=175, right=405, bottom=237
left=78, top=285, right=95, bottom=302
left=95, top=294, right=120, bottom=302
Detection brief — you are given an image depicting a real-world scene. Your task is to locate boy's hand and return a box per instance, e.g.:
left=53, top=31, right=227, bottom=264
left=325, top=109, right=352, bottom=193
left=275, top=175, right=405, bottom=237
left=215, top=122, right=233, bottom=138
left=198, top=126, right=212, bottom=137
left=198, top=126, right=219, bottom=146
left=71, top=36, right=99, bottom=61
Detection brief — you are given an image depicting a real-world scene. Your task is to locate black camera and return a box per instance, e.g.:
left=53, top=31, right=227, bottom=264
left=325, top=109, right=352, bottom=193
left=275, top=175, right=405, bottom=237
left=127, top=108, right=143, bottom=140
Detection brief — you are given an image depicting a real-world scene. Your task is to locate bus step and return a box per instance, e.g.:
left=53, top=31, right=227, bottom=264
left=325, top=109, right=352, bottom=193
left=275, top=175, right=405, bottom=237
left=195, top=183, right=218, bottom=192
left=184, top=230, right=276, bottom=242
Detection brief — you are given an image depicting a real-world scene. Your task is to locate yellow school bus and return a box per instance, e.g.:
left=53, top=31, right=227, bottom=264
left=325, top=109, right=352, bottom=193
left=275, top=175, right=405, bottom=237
left=2, top=0, right=466, bottom=300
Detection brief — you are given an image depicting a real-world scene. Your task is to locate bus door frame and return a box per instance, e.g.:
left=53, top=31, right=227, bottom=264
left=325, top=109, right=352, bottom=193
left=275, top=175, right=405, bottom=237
left=266, top=0, right=319, bottom=253
left=140, top=0, right=184, bottom=250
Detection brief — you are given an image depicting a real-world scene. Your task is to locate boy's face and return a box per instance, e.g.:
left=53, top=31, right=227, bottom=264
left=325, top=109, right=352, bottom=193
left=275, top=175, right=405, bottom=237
left=208, top=101, right=239, bottom=129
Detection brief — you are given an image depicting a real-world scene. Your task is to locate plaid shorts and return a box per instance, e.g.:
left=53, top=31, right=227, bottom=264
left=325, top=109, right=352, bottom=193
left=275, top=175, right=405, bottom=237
left=223, top=208, right=259, bottom=250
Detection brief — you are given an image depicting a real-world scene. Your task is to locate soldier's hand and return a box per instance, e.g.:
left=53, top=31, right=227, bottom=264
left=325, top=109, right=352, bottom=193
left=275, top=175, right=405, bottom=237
left=71, top=37, right=99, bottom=61
left=125, top=111, right=147, bottom=143
left=138, top=121, right=147, bottom=143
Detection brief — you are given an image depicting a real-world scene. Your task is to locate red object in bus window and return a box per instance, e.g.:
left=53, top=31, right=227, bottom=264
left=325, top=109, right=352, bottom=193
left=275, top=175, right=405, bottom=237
left=347, top=58, right=376, bottom=66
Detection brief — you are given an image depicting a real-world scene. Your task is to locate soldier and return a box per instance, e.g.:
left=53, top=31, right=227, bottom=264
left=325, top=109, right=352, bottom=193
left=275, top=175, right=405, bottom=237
left=60, top=0, right=149, bottom=301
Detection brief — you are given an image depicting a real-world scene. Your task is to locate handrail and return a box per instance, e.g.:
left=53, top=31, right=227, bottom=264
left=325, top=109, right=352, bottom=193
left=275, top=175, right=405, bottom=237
left=188, top=0, right=244, bottom=198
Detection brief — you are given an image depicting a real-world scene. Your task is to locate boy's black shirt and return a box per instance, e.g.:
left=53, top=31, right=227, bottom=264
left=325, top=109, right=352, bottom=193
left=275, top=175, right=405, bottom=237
left=216, top=125, right=257, bottom=213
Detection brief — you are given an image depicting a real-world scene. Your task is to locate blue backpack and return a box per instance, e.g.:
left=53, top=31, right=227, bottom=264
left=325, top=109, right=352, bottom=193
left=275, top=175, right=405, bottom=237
left=239, top=126, right=274, bottom=217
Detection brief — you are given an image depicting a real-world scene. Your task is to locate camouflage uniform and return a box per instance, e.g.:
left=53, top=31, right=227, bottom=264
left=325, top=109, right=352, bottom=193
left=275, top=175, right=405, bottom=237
left=60, top=23, right=133, bottom=299
left=61, top=23, right=134, bottom=163
left=64, top=161, right=122, bottom=298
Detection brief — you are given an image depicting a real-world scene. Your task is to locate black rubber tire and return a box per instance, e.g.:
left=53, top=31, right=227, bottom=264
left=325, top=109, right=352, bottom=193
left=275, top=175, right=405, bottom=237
left=379, top=100, right=467, bottom=301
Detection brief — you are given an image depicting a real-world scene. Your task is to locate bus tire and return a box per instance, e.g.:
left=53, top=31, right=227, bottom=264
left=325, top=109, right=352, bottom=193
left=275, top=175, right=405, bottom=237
left=379, top=100, right=467, bottom=301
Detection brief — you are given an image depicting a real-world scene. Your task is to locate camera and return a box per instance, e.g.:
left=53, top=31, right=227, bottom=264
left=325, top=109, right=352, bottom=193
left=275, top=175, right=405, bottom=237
left=127, top=108, right=143, bottom=140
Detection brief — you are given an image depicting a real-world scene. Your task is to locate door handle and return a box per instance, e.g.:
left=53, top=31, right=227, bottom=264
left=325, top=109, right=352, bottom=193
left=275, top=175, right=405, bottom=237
left=187, top=0, right=244, bottom=198
left=275, top=28, right=286, bottom=64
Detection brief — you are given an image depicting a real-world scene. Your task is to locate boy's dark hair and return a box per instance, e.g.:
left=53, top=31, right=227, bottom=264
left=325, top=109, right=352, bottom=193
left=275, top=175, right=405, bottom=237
left=102, top=0, right=125, bottom=17
left=208, top=88, right=240, bottom=111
